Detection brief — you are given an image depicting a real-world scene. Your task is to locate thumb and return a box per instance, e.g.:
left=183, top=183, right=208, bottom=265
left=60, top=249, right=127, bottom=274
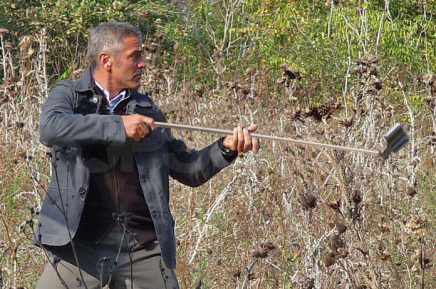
left=140, top=115, right=157, bottom=130
left=247, top=123, right=258, bottom=133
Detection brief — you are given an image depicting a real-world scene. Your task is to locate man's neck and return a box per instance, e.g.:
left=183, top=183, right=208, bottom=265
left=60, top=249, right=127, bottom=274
left=93, top=70, right=123, bottom=99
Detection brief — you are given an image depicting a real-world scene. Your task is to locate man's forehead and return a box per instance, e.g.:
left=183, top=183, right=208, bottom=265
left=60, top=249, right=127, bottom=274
left=121, top=36, right=142, bottom=51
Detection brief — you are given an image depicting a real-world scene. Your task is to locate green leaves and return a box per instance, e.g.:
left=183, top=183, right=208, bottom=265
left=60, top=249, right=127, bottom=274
left=59, top=67, right=73, bottom=81
left=0, top=0, right=433, bottom=95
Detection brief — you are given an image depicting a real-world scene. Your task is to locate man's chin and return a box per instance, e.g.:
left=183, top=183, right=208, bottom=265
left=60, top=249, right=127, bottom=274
left=128, top=81, right=141, bottom=90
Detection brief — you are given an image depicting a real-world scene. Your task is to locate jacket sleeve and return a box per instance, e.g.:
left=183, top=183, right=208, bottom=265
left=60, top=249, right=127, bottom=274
left=168, top=138, right=236, bottom=187
left=39, top=83, right=126, bottom=147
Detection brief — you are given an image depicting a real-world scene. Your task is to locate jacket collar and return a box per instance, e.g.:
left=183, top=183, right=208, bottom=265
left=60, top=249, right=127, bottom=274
left=72, top=68, right=153, bottom=108
left=73, top=68, right=94, bottom=93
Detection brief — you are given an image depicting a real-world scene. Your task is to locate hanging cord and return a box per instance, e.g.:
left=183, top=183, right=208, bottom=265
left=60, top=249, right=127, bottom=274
left=53, top=165, right=89, bottom=289
left=25, top=161, right=70, bottom=289
left=19, top=122, right=73, bottom=288
left=106, top=213, right=133, bottom=287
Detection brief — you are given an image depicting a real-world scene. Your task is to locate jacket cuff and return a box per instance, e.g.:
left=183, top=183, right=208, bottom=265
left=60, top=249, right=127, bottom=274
left=217, top=137, right=238, bottom=162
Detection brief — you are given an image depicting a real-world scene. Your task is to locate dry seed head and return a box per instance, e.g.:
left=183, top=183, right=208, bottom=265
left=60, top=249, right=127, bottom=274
left=352, top=191, right=362, bottom=204
left=407, top=187, right=418, bottom=197
left=327, top=199, right=341, bottom=212
left=333, top=220, right=347, bottom=234
left=0, top=28, right=8, bottom=37
left=232, top=269, right=241, bottom=278
left=141, top=10, right=150, bottom=19
left=420, top=256, right=431, bottom=269
left=377, top=220, right=390, bottom=233
left=194, top=85, right=204, bottom=97
left=299, top=192, right=317, bottom=210
left=377, top=241, right=391, bottom=260
left=144, top=43, right=158, bottom=53
left=252, top=250, right=268, bottom=258
left=4, top=42, right=12, bottom=50
left=378, top=252, right=391, bottom=261
left=329, top=235, right=345, bottom=251
left=280, top=64, right=301, bottom=80
left=406, top=217, right=427, bottom=235
left=19, top=36, right=35, bottom=58
left=241, top=88, right=250, bottom=96
left=173, top=43, right=179, bottom=53
left=261, top=242, right=276, bottom=251
left=321, top=251, right=336, bottom=267
left=300, top=277, right=315, bottom=289
left=245, top=67, right=255, bottom=76
left=337, top=248, right=349, bottom=259
left=252, top=242, right=276, bottom=259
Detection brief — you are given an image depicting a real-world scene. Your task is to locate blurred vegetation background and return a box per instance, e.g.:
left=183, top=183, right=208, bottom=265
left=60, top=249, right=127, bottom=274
left=0, top=0, right=435, bottom=288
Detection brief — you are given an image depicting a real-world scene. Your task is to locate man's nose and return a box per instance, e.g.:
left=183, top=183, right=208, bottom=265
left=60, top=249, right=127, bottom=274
left=138, top=57, right=145, bottom=69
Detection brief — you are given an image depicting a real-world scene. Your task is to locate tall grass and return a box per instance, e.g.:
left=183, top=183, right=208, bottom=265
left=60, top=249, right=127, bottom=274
left=0, top=4, right=435, bottom=288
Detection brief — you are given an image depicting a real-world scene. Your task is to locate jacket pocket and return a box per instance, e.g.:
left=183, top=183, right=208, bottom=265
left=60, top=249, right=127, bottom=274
left=44, top=187, right=70, bottom=215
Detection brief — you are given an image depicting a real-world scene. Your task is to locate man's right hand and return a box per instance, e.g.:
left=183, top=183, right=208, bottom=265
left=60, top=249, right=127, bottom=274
left=121, top=114, right=157, bottom=142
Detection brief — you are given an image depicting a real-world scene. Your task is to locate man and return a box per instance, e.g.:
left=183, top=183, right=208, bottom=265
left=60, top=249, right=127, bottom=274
left=35, top=22, right=259, bottom=289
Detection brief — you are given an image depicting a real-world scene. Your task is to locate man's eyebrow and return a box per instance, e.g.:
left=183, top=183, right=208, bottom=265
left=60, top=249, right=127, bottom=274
left=128, top=48, right=142, bottom=55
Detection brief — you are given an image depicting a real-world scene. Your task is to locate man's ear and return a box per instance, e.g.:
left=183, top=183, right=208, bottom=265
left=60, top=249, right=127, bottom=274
left=98, top=53, right=112, bottom=70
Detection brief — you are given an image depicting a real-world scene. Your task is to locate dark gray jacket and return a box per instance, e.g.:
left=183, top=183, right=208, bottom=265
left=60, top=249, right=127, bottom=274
left=36, top=68, right=233, bottom=269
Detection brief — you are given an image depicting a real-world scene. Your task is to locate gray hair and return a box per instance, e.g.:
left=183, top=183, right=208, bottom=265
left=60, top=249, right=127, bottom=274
left=87, top=22, right=142, bottom=71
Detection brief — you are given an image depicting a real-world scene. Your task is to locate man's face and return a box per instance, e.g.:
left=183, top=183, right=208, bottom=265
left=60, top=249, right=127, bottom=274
left=110, top=36, right=144, bottom=90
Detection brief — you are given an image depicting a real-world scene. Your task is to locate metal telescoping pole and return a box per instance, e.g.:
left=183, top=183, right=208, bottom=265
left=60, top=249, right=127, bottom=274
left=155, top=122, right=380, bottom=156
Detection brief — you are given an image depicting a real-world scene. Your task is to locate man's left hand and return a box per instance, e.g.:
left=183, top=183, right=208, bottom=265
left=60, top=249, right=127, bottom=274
left=222, top=124, right=260, bottom=154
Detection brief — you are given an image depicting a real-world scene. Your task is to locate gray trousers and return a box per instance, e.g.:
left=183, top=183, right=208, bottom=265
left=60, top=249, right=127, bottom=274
left=36, top=225, right=180, bottom=289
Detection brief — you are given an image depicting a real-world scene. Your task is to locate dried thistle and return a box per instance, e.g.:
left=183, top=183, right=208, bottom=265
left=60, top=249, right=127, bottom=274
left=0, top=28, right=8, bottom=37
left=321, top=251, right=336, bottom=267
left=299, top=192, right=317, bottom=210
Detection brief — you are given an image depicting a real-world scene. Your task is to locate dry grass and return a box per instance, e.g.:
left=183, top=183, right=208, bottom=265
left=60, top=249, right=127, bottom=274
left=0, top=29, right=435, bottom=289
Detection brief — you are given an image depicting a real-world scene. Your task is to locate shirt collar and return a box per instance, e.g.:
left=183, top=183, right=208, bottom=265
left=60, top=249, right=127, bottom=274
left=94, top=80, right=127, bottom=112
